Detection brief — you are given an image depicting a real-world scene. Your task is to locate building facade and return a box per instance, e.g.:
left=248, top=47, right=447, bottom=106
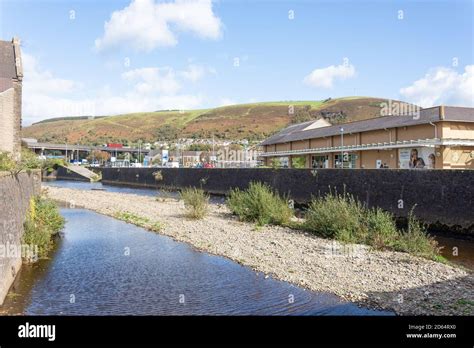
left=0, top=38, right=23, bottom=157
left=260, top=106, right=474, bottom=169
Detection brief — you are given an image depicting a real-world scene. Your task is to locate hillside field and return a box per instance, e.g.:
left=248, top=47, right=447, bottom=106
left=22, top=97, right=396, bottom=145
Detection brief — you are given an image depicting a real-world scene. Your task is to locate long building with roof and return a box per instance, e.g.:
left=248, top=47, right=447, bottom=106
left=259, top=105, right=474, bottom=169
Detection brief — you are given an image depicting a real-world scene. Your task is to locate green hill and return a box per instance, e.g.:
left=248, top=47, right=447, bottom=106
left=22, top=97, right=397, bottom=145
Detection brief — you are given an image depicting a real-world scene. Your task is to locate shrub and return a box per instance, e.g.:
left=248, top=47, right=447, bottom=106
left=0, top=152, right=16, bottom=171
left=364, top=208, right=399, bottom=250
left=304, top=192, right=364, bottom=241
left=304, top=193, right=440, bottom=260
left=20, top=148, right=41, bottom=170
left=22, top=196, right=65, bottom=261
left=0, top=148, right=41, bottom=174
left=393, top=208, right=440, bottom=259
left=180, top=187, right=209, bottom=219
left=227, top=182, right=293, bottom=226
left=41, top=158, right=66, bottom=172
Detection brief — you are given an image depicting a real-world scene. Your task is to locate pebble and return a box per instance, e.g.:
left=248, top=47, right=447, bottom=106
left=46, top=186, right=474, bottom=316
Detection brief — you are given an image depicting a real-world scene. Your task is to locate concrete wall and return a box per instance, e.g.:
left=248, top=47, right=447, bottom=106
left=56, top=166, right=90, bottom=181
left=101, top=167, right=474, bottom=233
left=0, top=171, right=41, bottom=304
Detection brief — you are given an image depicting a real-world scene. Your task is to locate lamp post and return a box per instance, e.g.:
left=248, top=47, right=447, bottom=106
left=340, top=127, right=344, bottom=169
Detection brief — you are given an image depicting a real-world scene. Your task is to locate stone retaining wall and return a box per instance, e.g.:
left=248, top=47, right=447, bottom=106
left=0, top=171, right=41, bottom=304
left=101, top=167, right=474, bottom=234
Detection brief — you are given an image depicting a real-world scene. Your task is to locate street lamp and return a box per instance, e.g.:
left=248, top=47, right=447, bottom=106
left=340, top=127, right=344, bottom=169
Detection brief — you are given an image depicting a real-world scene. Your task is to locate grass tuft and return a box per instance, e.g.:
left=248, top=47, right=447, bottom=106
left=114, top=211, right=162, bottom=232
left=180, top=187, right=209, bottom=219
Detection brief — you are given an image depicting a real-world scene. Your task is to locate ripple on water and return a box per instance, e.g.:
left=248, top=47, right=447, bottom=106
left=15, top=209, right=392, bottom=315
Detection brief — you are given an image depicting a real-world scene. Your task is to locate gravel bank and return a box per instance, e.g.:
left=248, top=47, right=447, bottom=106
left=45, top=186, right=474, bottom=315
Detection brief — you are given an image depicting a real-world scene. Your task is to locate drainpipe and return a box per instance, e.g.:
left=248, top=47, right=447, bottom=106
left=384, top=128, right=392, bottom=143
left=429, top=122, right=438, bottom=139
left=340, top=127, right=344, bottom=169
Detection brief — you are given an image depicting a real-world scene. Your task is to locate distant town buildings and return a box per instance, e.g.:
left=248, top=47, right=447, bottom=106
left=0, top=38, right=23, bottom=157
left=260, top=106, right=474, bottom=169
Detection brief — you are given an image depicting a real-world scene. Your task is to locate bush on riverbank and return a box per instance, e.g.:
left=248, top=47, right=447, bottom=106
left=227, top=182, right=293, bottom=226
left=42, top=158, right=66, bottom=173
left=0, top=148, right=41, bottom=174
left=22, top=196, right=65, bottom=261
left=304, top=192, right=365, bottom=240
left=180, top=187, right=209, bottom=219
left=392, top=208, right=440, bottom=259
left=304, top=192, right=440, bottom=259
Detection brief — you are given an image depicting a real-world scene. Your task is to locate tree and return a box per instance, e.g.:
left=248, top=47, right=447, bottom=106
left=87, top=150, right=110, bottom=164
left=187, top=143, right=212, bottom=151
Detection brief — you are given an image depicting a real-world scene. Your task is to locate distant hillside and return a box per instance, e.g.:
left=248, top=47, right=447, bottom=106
left=22, top=97, right=399, bottom=145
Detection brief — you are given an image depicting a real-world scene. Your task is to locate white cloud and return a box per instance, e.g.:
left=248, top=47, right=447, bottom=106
left=400, top=65, right=474, bottom=107
left=95, top=0, right=223, bottom=52
left=303, top=63, right=356, bottom=89
left=22, top=54, right=88, bottom=123
left=122, top=67, right=181, bottom=94
left=179, top=64, right=206, bottom=82
left=22, top=53, right=81, bottom=95
left=21, top=53, right=209, bottom=125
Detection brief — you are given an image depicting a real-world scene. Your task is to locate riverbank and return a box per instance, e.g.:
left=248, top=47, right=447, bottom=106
left=44, top=186, right=474, bottom=315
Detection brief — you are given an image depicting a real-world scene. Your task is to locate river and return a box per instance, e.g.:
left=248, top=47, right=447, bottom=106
left=1, top=209, right=392, bottom=315
left=42, top=180, right=474, bottom=271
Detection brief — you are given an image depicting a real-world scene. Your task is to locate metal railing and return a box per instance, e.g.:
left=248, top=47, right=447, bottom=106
left=260, top=138, right=474, bottom=157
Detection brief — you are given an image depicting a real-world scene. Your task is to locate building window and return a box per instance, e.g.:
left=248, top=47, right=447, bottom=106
left=311, top=155, right=328, bottom=168
left=334, top=153, right=356, bottom=169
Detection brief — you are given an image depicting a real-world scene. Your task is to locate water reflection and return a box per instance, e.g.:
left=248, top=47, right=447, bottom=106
left=2, top=209, right=392, bottom=316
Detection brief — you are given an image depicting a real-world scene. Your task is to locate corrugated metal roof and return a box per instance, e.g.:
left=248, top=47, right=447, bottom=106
left=260, top=106, right=474, bottom=146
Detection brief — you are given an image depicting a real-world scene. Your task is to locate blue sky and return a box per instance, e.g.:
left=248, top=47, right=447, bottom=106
left=0, top=0, right=472, bottom=125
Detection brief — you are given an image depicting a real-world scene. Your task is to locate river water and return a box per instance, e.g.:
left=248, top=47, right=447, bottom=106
left=43, top=180, right=474, bottom=271
left=43, top=180, right=226, bottom=204
left=0, top=209, right=392, bottom=315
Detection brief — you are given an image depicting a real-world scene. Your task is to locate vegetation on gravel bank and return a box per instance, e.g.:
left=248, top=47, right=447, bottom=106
left=227, top=182, right=441, bottom=261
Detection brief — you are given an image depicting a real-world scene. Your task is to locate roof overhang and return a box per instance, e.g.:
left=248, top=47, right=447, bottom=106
left=260, top=138, right=474, bottom=157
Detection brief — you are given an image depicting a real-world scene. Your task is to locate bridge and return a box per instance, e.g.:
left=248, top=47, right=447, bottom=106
left=23, top=139, right=150, bottom=161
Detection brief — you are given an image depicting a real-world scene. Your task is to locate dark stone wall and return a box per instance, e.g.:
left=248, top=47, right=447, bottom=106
left=56, top=166, right=89, bottom=182
left=101, top=168, right=474, bottom=233
left=0, top=170, right=41, bottom=304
